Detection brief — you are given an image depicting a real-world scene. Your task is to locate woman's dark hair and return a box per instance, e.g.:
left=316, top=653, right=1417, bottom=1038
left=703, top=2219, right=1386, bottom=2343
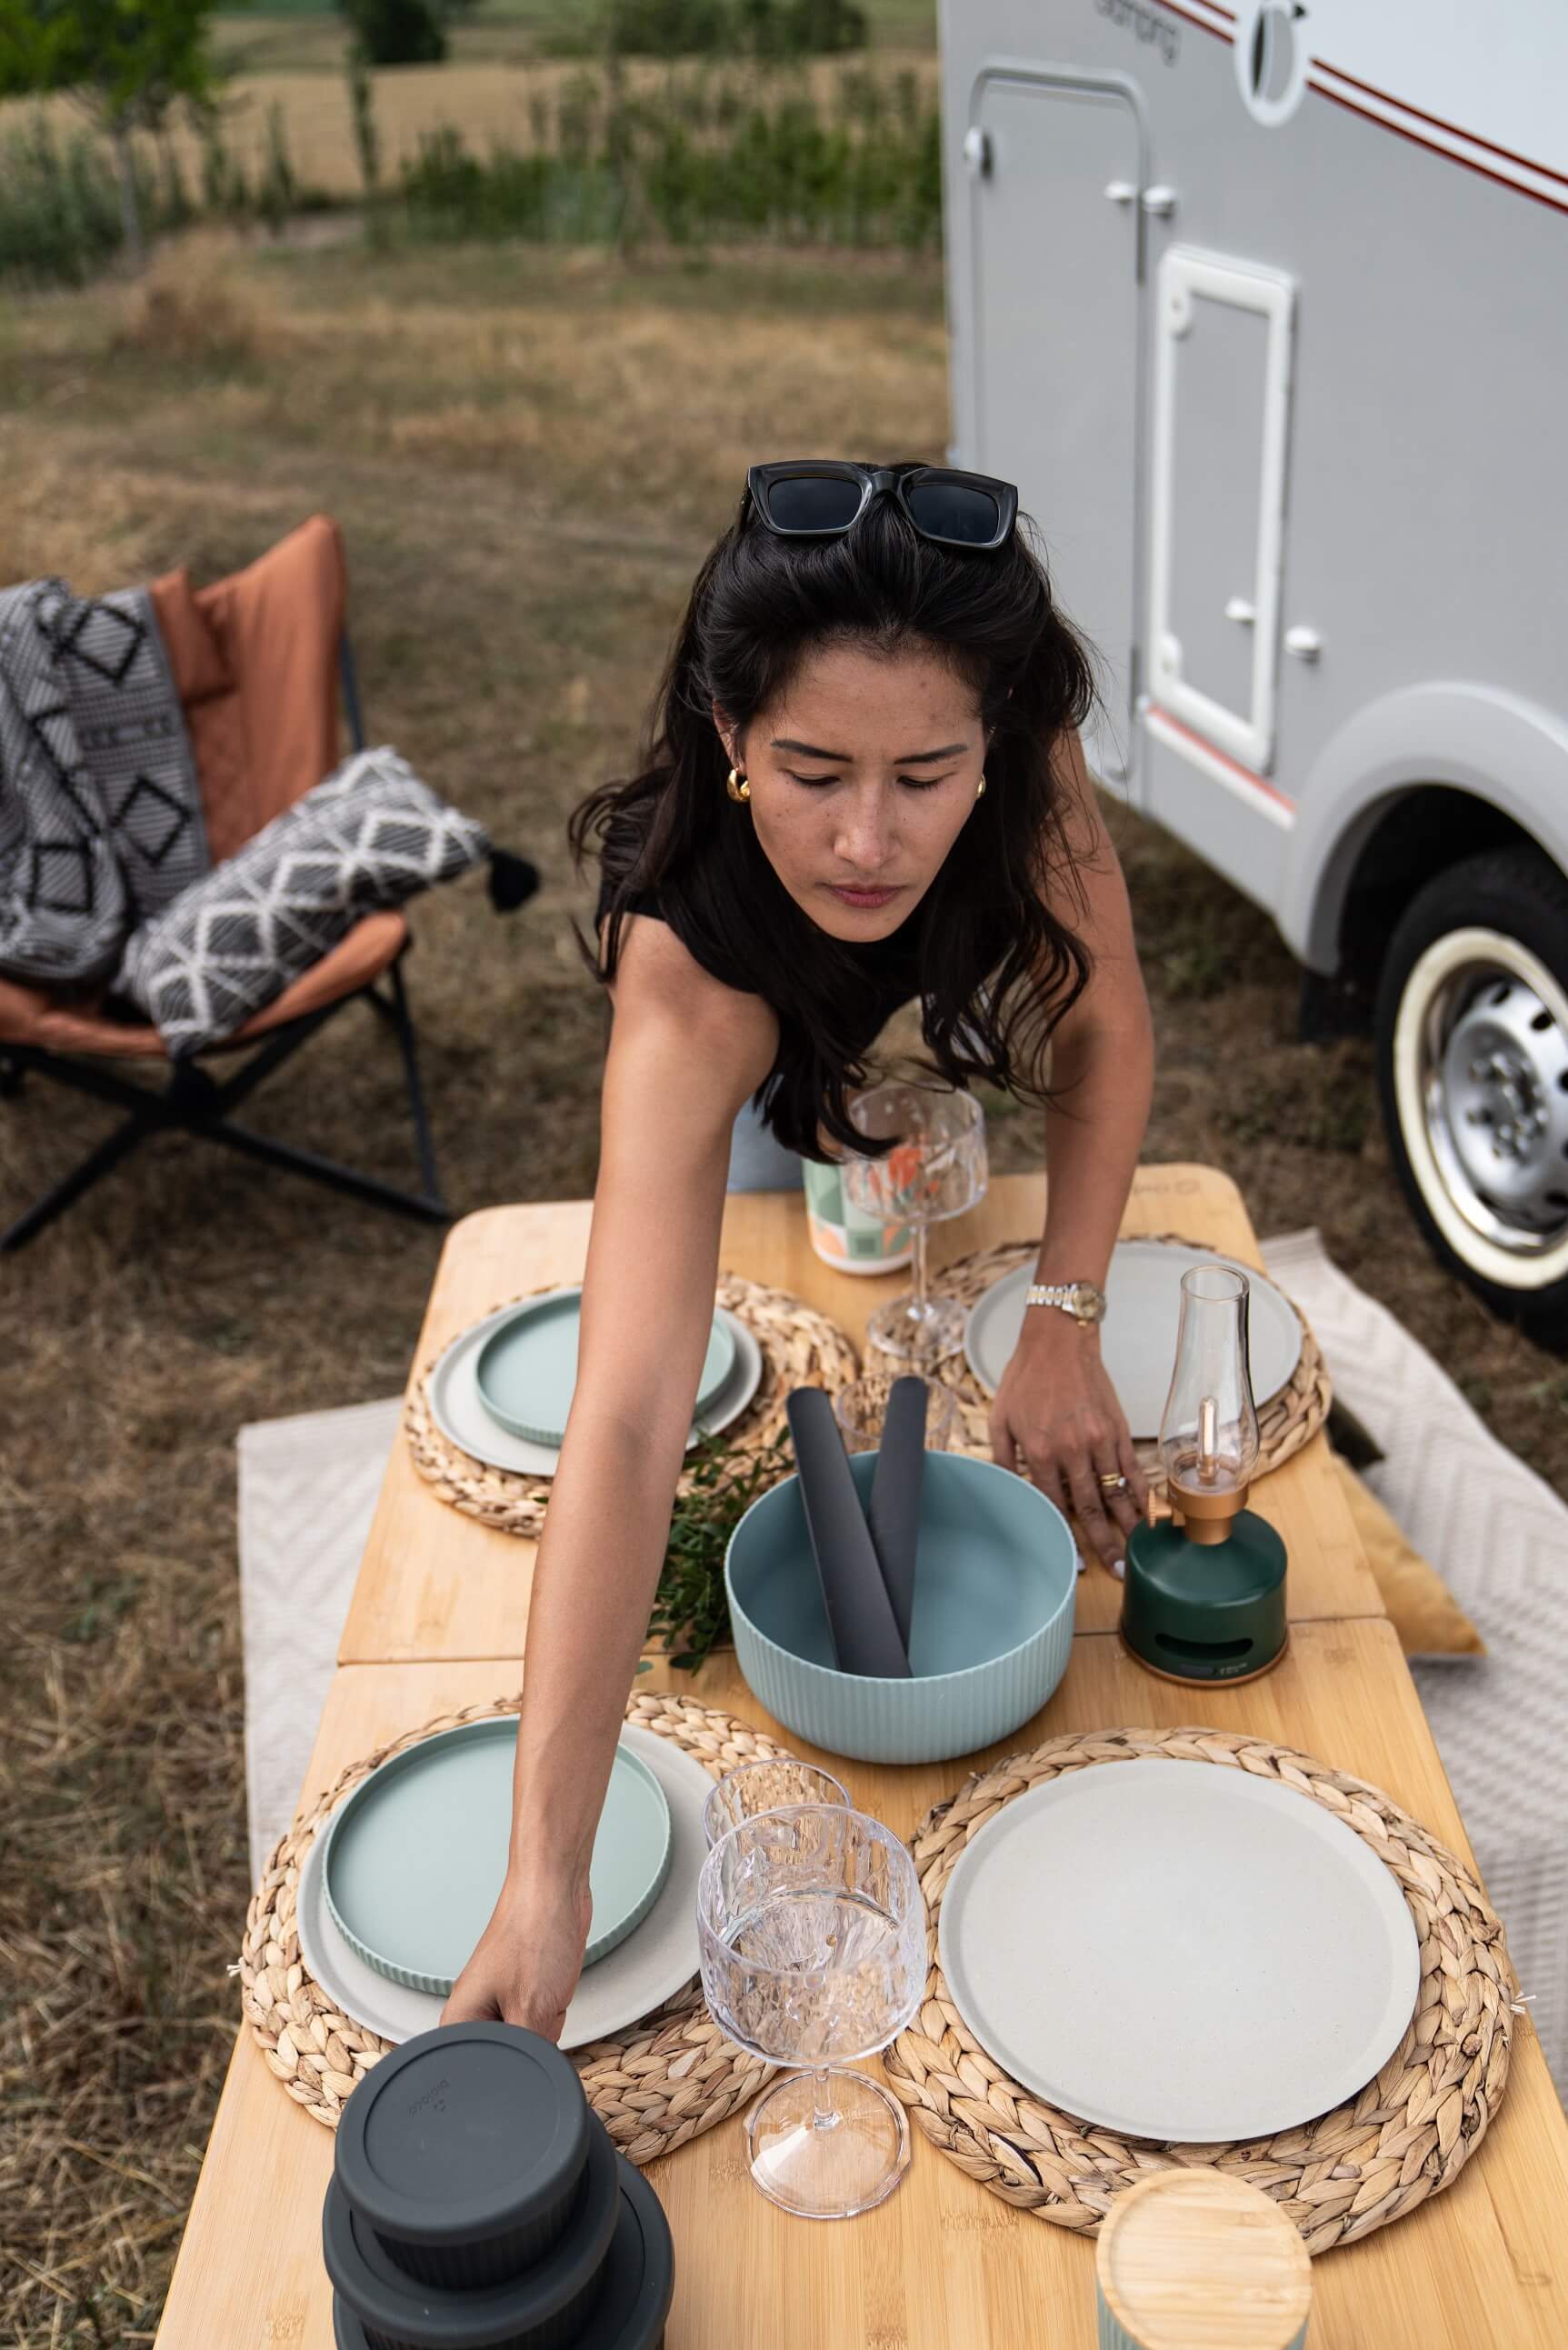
left=569, top=468, right=1102, bottom=1157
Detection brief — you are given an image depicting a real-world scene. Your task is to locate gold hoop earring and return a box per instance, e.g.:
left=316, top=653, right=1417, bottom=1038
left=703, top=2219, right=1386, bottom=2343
left=726, top=767, right=751, bottom=804
left=975, top=773, right=987, bottom=799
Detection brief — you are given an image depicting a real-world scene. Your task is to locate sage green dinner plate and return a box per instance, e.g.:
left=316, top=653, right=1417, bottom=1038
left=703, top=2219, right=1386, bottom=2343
left=428, top=1301, right=762, bottom=1477
left=322, top=1719, right=673, bottom=1995
left=474, top=1290, right=735, bottom=1446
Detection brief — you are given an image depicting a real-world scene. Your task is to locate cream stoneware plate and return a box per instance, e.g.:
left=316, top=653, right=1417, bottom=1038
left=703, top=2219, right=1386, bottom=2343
left=296, top=1723, right=712, bottom=2051
left=937, top=1756, right=1421, bottom=2144
left=322, top=1720, right=672, bottom=1992
left=428, top=1297, right=762, bottom=1477
left=963, top=1239, right=1303, bottom=1435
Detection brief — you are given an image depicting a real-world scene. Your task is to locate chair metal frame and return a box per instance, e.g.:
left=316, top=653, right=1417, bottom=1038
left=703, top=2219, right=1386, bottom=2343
left=0, top=640, right=449, bottom=1252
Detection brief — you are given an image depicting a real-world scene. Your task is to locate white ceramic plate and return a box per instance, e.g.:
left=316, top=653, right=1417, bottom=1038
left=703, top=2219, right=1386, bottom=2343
left=962, top=1240, right=1304, bottom=1436
left=937, top=1757, right=1421, bottom=2144
left=295, top=1722, right=712, bottom=2053
left=427, top=1297, right=763, bottom=1478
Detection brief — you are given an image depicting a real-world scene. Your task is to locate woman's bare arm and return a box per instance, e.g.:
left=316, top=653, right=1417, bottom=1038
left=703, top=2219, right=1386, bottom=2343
left=988, top=728, right=1155, bottom=1564
left=1032, top=726, right=1155, bottom=1289
left=443, top=915, right=776, bottom=2034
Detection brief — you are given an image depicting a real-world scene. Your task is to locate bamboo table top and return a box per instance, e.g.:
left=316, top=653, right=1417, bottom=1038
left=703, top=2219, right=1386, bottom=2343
left=340, top=1165, right=1383, bottom=1665
left=159, top=1621, right=1568, bottom=2350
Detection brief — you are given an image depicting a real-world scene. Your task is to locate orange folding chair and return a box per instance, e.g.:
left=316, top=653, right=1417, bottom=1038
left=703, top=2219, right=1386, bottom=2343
left=0, top=517, right=451, bottom=1249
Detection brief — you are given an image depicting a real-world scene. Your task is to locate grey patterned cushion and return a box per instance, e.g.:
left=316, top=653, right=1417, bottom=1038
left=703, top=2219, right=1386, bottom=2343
left=0, top=576, right=209, bottom=986
left=0, top=579, right=131, bottom=987
left=115, top=747, right=490, bottom=1056
left=54, top=585, right=209, bottom=925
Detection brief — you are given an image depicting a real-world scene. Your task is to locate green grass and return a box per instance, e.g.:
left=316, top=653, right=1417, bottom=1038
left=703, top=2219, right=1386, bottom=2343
left=398, top=66, right=941, bottom=249
left=3, top=60, right=942, bottom=286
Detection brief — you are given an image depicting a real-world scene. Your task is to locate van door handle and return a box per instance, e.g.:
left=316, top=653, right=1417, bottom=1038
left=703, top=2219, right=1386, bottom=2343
left=1284, top=625, right=1323, bottom=661
left=964, top=126, right=994, bottom=178
left=1225, top=596, right=1255, bottom=625
left=1104, top=180, right=1137, bottom=205
left=1141, top=185, right=1178, bottom=217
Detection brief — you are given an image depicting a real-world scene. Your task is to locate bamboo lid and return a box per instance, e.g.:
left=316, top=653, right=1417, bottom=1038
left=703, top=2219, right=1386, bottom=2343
left=1097, top=2171, right=1313, bottom=2350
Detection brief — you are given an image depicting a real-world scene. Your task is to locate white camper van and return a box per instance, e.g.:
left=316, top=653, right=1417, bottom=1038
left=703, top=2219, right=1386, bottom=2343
left=939, top=0, right=1568, bottom=1342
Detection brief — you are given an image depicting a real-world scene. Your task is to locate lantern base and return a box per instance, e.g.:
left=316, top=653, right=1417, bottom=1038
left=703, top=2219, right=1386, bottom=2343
left=1121, top=1511, right=1289, bottom=1686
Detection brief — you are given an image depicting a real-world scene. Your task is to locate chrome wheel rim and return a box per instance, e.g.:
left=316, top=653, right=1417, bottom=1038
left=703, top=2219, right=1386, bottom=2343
left=1416, top=947, right=1568, bottom=1257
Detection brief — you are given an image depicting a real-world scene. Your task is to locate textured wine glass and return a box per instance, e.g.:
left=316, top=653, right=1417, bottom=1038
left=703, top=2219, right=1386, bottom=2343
left=833, top=1372, right=959, bottom=1455
left=842, top=1083, right=988, bottom=1364
left=696, top=1805, right=927, bottom=2220
left=703, top=1759, right=852, bottom=1848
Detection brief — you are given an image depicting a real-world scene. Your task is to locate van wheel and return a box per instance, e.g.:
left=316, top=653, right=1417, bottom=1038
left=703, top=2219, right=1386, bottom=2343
left=1374, top=845, right=1568, bottom=1346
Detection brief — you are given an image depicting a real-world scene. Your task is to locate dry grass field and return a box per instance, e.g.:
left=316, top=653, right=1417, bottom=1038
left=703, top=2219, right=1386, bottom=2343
left=2, top=230, right=1564, bottom=2345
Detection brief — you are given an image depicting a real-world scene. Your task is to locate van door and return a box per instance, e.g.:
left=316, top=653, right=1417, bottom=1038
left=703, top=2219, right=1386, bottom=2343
left=1146, top=247, right=1296, bottom=775
left=966, top=72, right=1145, bottom=794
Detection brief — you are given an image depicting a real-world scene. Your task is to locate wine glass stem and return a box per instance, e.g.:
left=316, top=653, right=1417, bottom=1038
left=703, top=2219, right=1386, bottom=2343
left=810, top=2066, right=840, bottom=2133
left=909, top=1220, right=930, bottom=1325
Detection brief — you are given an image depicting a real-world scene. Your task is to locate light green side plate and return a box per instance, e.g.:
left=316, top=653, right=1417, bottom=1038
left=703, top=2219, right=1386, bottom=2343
left=322, top=1719, right=673, bottom=1995
left=474, top=1290, right=735, bottom=1446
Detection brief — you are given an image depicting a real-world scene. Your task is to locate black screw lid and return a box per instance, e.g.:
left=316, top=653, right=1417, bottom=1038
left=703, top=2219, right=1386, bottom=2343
left=325, top=2116, right=619, bottom=2350
left=332, top=2152, right=674, bottom=2350
left=335, top=2025, right=591, bottom=2255
left=575, top=2157, right=674, bottom=2350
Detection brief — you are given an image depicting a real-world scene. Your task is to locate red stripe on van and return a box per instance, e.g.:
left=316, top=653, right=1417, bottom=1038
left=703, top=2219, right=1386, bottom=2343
left=1309, top=78, right=1568, bottom=217
left=1152, top=0, right=1232, bottom=40
left=1146, top=705, right=1296, bottom=812
left=1140, top=5, right=1568, bottom=213
left=1315, top=61, right=1568, bottom=192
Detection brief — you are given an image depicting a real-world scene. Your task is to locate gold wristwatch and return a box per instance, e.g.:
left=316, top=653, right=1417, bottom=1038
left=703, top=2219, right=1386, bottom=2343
left=1025, top=1279, right=1108, bottom=1327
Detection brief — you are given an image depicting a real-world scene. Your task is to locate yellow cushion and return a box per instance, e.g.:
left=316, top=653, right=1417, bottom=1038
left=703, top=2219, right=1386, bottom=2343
left=1332, top=1450, right=1486, bottom=1658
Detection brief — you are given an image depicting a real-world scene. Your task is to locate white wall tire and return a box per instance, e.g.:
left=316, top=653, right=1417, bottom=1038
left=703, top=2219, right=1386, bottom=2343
left=1375, top=849, right=1568, bottom=1343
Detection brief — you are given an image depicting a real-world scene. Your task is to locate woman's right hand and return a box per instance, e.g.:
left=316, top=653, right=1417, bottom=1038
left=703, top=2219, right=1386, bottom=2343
left=440, top=1865, right=593, bottom=2042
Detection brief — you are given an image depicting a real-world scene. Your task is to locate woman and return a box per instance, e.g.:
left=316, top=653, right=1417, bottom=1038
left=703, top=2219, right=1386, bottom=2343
left=444, top=459, right=1154, bottom=2037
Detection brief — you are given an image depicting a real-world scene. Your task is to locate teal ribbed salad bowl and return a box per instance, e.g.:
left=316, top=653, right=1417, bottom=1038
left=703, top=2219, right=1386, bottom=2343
left=724, top=1448, right=1077, bottom=1765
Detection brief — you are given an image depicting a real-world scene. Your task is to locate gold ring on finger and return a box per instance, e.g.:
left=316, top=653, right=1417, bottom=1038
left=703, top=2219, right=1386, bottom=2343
left=1098, top=1470, right=1129, bottom=1493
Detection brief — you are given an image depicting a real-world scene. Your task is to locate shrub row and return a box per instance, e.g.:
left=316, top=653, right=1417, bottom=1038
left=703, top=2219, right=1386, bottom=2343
left=0, top=63, right=940, bottom=288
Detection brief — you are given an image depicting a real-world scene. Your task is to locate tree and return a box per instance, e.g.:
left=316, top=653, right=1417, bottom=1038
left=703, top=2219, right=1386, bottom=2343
left=604, top=0, right=867, bottom=59
left=0, top=1, right=218, bottom=273
left=338, top=0, right=447, bottom=69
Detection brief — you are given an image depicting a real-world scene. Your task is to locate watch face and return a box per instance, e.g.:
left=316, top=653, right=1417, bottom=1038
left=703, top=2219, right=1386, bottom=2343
left=1073, top=1282, right=1107, bottom=1323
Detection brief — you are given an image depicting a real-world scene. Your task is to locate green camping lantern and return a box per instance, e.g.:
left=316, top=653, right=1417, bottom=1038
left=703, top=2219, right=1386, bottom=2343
left=1121, top=1264, right=1288, bottom=1686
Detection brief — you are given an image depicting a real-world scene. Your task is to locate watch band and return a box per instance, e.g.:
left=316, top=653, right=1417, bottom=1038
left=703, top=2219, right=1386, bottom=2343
left=1025, top=1279, right=1107, bottom=1325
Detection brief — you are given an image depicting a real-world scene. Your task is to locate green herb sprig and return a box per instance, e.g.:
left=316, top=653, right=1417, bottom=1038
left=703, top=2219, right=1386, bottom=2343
left=643, top=1431, right=794, bottom=1674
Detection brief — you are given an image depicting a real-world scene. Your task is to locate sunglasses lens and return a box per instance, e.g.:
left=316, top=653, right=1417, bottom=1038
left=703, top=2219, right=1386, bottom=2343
left=904, top=480, right=1003, bottom=545
left=763, top=473, right=864, bottom=533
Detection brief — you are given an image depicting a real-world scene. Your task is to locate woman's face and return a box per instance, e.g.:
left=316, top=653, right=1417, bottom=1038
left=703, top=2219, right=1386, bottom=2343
left=718, top=640, right=986, bottom=944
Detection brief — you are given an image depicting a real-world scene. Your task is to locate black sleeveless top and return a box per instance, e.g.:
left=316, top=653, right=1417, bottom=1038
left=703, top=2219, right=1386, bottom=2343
left=594, top=865, right=924, bottom=1039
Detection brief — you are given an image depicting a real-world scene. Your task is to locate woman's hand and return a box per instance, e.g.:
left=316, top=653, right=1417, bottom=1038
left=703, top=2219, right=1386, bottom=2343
left=440, top=1864, right=593, bottom=2042
left=988, top=1315, right=1148, bottom=1570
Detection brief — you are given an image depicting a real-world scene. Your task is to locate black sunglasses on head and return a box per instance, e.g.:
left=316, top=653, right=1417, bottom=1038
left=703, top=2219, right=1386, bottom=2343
left=745, top=459, right=1019, bottom=552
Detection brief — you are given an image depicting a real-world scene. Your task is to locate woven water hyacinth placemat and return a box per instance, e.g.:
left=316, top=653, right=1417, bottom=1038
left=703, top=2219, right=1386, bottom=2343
left=239, top=1691, right=788, bottom=2160
left=404, top=1273, right=858, bottom=1539
left=933, top=1237, right=1332, bottom=1482
left=884, top=1726, right=1516, bottom=2253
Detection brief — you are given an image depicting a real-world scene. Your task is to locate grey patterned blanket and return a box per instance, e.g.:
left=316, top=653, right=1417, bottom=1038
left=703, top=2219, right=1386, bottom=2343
left=0, top=577, right=207, bottom=989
